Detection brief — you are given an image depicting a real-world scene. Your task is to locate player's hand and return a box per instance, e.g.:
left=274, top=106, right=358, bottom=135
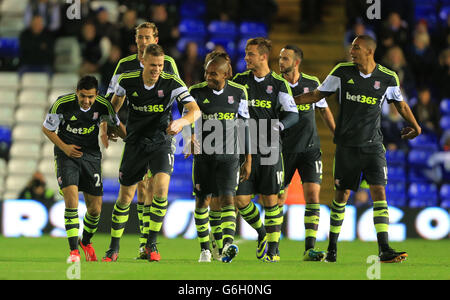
left=240, top=156, right=252, bottom=182
left=184, top=136, right=200, bottom=158
left=167, top=119, right=188, bottom=136
left=63, top=144, right=83, bottom=158
left=400, top=126, right=421, bottom=140
left=100, top=132, right=109, bottom=149
left=107, top=126, right=119, bottom=142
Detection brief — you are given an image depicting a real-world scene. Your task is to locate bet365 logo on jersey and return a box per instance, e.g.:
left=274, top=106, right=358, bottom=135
left=346, top=92, right=377, bottom=105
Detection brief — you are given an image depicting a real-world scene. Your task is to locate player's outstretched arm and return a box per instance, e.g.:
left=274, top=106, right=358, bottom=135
left=110, top=94, right=126, bottom=113
left=294, top=89, right=330, bottom=105
left=318, top=106, right=336, bottom=136
left=393, top=101, right=422, bottom=140
left=42, top=126, right=83, bottom=158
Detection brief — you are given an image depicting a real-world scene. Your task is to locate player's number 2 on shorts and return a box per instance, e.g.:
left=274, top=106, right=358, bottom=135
left=94, top=173, right=101, bottom=187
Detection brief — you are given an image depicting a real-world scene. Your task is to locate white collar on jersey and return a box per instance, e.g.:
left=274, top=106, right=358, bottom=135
left=359, top=71, right=373, bottom=78
left=80, top=107, right=91, bottom=112
left=253, top=75, right=266, bottom=82
left=144, top=83, right=155, bottom=90
left=212, top=88, right=224, bottom=95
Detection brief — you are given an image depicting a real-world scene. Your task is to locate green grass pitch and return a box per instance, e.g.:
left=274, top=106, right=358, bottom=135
left=0, top=234, right=448, bottom=280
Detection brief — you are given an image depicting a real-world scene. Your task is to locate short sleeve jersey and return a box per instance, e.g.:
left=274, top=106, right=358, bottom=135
left=189, top=80, right=249, bottom=154
left=318, top=62, right=402, bottom=147
left=105, top=54, right=179, bottom=99
left=115, top=70, right=195, bottom=145
left=282, top=73, right=328, bottom=153
left=232, top=70, right=297, bottom=153
left=43, top=93, right=120, bottom=156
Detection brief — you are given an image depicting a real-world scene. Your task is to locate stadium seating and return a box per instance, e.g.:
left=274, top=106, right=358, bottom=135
left=0, top=72, right=19, bottom=90
left=385, top=149, right=406, bottom=165
left=408, top=132, right=439, bottom=151
left=386, top=181, right=407, bottom=207
left=21, top=73, right=50, bottom=90
left=440, top=98, right=450, bottom=115
left=178, top=19, right=207, bottom=38
left=439, top=115, right=450, bottom=130
left=208, top=20, right=238, bottom=40
left=9, top=142, right=41, bottom=160
left=239, top=22, right=268, bottom=38
left=179, top=0, right=206, bottom=19
left=17, top=89, right=48, bottom=108
left=408, top=182, right=438, bottom=207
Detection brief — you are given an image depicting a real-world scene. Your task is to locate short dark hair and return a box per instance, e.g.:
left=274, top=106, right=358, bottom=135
left=283, top=44, right=304, bottom=61
left=76, top=75, right=98, bottom=91
left=355, top=34, right=377, bottom=52
left=246, top=37, right=272, bottom=56
left=143, top=43, right=165, bottom=57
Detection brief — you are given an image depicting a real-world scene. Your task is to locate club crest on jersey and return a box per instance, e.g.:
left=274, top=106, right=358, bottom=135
left=228, top=96, right=234, bottom=104
left=266, top=85, right=273, bottom=94
left=303, top=87, right=309, bottom=93
left=158, top=90, right=164, bottom=97
left=374, top=81, right=380, bottom=90
left=92, top=112, right=98, bottom=120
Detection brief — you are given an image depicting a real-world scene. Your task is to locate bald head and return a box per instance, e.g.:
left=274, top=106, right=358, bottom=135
left=205, top=55, right=230, bottom=90
left=354, top=34, right=377, bottom=53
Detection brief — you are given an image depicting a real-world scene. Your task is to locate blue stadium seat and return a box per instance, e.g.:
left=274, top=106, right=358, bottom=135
left=170, top=175, right=193, bottom=193
left=208, top=20, right=238, bottom=39
left=440, top=115, right=450, bottom=130
left=0, top=126, right=12, bottom=145
left=178, top=19, right=207, bottom=38
left=387, top=165, right=406, bottom=181
left=408, top=168, right=432, bottom=183
left=237, top=38, right=247, bottom=56
left=239, top=21, right=268, bottom=38
left=235, top=57, right=247, bottom=73
left=408, top=133, right=439, bottom=151
left=176, top=37, right=207, bottom=57
left=439, top=183, right=450, bottom=200
left=386, top=149, right=406, bottom=166
left=409, top=198, right=439, bottom=208
left=408, top=149, right=434, bottom=167
left=173, top=157, right=192, bottom=176
left=206, top=38, right=237, bottom=58
left=0, top=37, right=19, bottom=57
left=440, top=199, right=450, bottom=208
left=179, top=1, right=206, bottom=19
left=386, top=181, right=407, bottom=206
left=102, top=178, right=120, bottom=194
left=440, top=98, right=450, bottom=115
left=408, top=182, right=438, bottom=200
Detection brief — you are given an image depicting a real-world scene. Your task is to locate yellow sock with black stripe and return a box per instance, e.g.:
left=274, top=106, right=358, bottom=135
left=239, top=201, right=266, bottom=239
left=209, top=210, right=223, bottom=254
left=194, top=207, right=210, bottom=250
left=304, top=203, right=320, bottom=250
left=64, top=208, right=79, bottom=251
left=81, top=212, right=100, bottom=245
left=221, top=205, right=236, bottom=245
left=373, top=200, right=390, bottom=252
left=328, top=200, right=346, bottom=250
left=137, top=203, right=144, bottom=234
left=139, top=205, right=151, bottom=249
left=147, top=196, right=168, bottom=246
left=109, top=201, right=130, bottom=251
left=264, top=205, right=283, bottom=256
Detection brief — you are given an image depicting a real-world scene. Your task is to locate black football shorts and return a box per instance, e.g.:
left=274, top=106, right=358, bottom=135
left=55, top=152, right=103, bottom=196
left=282, top=148, right=323, bottom=189
left=333, top=143, right=387, bottom=191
